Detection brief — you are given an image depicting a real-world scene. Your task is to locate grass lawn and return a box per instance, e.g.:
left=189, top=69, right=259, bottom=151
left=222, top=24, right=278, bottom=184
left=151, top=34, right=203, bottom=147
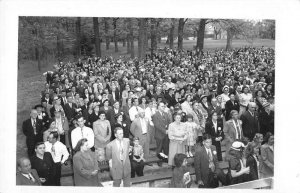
left=16, top=38, right=275, bottom=159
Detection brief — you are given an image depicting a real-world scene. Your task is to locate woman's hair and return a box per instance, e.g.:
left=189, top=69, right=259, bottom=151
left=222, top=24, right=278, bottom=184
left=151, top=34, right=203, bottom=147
left=242, top=86, right=249, bottom=93
left=74, top=138, right=88, bottom=152
left=264, top=132, right=273, bottom=143
left=174, top=153, right=187, bottom=168
left=173, top=112, right=182, bottom=120
left=230, top=110, right=238, bottom=119
left=244, top=142, right=258, bottom=159
left=253, top=133, right=263, bottom=144
left=35, top=142, right=44, bottom=149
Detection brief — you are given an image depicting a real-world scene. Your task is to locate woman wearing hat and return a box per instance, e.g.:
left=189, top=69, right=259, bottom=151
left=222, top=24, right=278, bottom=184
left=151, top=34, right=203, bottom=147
left=227, top=141, right=250, bottom=185
left=254, top=90, right=267, bottom=113
left=99, top=99, right=113, bottom=121
left=264, top=84, right=274, bottom=100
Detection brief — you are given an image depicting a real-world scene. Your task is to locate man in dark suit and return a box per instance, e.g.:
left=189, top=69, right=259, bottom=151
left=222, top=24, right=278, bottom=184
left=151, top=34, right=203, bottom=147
left=110, top=84, right=120, bottom=104
left=152, top=102, right=171, bottom=162
left=63, top=93, right=77, bottom=122
left=16, top=157, right=42, bottom=186
left=225, top=93, right=240, bottom=121
left=164, top=88, right=176, bottom=108
left=194, top=134, right=227, bottom=188
left=258, top=102, right=274, bottom=136
left=207, top=98, right=223, bottom=119
left=205, top=114, right=224, bottom=161
left=35, top=104, right=50, bottom=128
left=240, top=102, right=260, bottom=141
left=22, top=109, right=44, bottom=157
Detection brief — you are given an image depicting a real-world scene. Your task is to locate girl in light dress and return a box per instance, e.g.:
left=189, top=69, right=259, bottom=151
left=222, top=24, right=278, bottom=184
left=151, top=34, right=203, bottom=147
left=185, top=114, right=200, bottom=158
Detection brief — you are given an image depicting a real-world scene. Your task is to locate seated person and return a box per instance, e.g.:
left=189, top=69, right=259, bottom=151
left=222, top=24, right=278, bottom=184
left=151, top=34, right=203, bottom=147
left=129, top=137, right=145, bottom=178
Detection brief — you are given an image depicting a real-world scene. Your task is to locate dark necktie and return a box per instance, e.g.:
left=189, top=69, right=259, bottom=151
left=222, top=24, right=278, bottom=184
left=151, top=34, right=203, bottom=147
left=207, top=149, right=215, bottom=172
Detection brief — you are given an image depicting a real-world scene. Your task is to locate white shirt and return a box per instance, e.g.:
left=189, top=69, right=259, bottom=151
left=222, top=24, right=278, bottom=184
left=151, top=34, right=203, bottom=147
left=139, top=118, right=147, bottom=134
left=44, top=141, right=69, bottom=163
left=116, top=139, right=124, bottom=161
left=129, top=106, right=143, bottom=121
left=22, top=173, right=35, bottom=182
left=55, top=118, right=64, bottom=134
left=71, top=126, right=95, bottom=149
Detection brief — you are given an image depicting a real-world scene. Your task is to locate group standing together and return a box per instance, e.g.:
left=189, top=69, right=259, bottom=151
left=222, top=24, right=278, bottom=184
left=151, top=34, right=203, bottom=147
left=17, top=46, right=274, bottom=188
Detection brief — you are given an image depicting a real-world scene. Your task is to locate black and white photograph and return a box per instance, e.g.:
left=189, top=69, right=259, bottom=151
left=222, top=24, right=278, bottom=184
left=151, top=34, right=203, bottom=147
left=1, top=0, right=300, bottom=192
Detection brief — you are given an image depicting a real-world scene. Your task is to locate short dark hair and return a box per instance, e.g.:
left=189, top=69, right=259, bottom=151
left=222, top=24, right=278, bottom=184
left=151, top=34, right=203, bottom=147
left=35, top=142, right=45, bottom=149
left=74, top=138, right=88, bottom=152
left=174, top=153, right=187, bottom=168
left=49, top=131, right=59, bottom=140
left=202, top=133, right=212, bottom=141
left=264, top=132, right=273, bottom=143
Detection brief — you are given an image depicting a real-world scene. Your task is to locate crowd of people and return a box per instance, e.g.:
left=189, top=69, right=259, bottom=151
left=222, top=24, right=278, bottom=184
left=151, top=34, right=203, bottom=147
left=17, top=46, right=275, bottom=188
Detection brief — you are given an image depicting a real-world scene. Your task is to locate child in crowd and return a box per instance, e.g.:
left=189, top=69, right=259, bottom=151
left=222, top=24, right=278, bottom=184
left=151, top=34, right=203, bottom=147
left=185, top=114, right=199, bottom=158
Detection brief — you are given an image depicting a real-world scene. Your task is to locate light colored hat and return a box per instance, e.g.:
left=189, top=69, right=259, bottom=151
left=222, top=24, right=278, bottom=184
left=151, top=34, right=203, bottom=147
left=230, top=141, right=245, bottom=151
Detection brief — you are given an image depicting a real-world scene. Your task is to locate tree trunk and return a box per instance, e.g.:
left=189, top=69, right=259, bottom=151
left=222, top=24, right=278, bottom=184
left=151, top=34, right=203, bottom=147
left=166, top=35, right=170, bottom=44
left=127, top=35, right=130, bottom=54
left=169, top=18, right=175, bottom=49
left=123, top=39, right=126, bottom=47
left=177, top=18, right=185, bottom=50
left=93, top=17, right=101, bottom=57
left=226, top=28, right=233, bottom=50
left=150, top=18, right=158, bottom=57
left=104, top=18, right=110, bottom=50
left=75, top=17, right=81, bottom=57
left=157, top=35, right=161, bottom=43
left=113, top=19, right=118, bottom=52
left=35, top=46, right=41, bottom=72
left=128, top=18, right=134, bottom=58
left=196, top=19, right=206, bottom=54
left=144, top=20, right=148, bottom=55
left=138, top=18, right=146, bottom=59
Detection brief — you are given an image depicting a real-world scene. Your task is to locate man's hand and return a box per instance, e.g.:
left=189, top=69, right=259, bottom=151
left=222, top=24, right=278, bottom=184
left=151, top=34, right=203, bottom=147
left=198, top=180, right=204, bottom=185
left=91, top=170, right=98, bottom=176
left=39, top=178, right=46, bottom=183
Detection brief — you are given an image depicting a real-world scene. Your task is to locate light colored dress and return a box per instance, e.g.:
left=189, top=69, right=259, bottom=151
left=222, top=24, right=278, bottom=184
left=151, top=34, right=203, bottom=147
left=168, top=122, right=187, bottom=166
left=185, top=122, right=197, bottom=146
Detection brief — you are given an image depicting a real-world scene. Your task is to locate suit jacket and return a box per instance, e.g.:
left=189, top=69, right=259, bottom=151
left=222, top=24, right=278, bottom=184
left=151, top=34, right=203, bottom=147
left=207, top=105, right=223, bottom=119
left=240, top=111, right=260, bottom=140
left=223, top=119, right=244, bottom=150
left=110, top=89, right=120, bottom=102
left=63, top=102, right=76, bottom=121
left=194, top=145, right=219, bottom=185
left=22, top=118, right=44, bottom=142
left=225, top=100, right=240, bottom=121
left=152, top=111, right=171, bottom=140
left=130, top=118, right=150, bottom=139
left=258, top=110, right=274, bottom=136
left=205, top=120, right=224, bottom=144
left=106, top=138, right=131, bottom=180
left=73, top=150, right=99, bottom=186
left=16, top=169, right=42, bottom=186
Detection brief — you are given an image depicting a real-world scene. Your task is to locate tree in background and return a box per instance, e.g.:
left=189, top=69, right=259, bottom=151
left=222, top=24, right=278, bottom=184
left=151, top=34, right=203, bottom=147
left=177, top=18, right=188, bottom=50
left=93, top=17, right=101, bottom=57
